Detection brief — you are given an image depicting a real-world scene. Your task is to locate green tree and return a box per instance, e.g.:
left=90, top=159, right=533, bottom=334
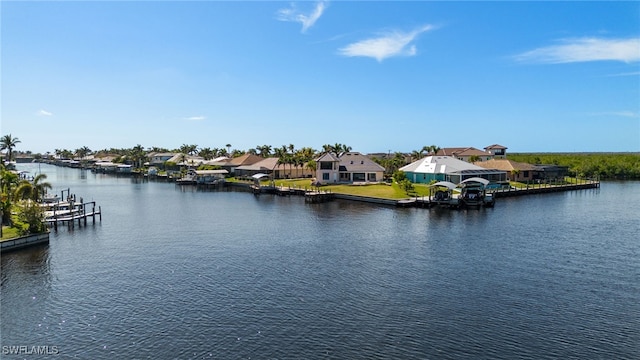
left=199, top=147, right=214, bottom=160
left=1, top=134, right=21, bottom=162
left=75, top=146, right=92, bottom=160
left=129, top=144, right=147, bottom=169
left=14, top=200, right=46, bottom=235
left=14, top=174, right=52, bottom=202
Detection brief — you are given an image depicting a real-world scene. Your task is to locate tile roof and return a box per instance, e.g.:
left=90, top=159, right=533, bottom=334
left=484, top=144, right=508, bottom=150
left=228, top=153, right=263, bottom=166
left=474, top=159, right=538, bottom=171
left=338, top=152, right=385, bottom=172
left=436, top=147, right=492, bottom=157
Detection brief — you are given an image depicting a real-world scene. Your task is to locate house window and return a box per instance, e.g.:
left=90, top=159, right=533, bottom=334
left=322, top=173, right=330, bottom=180
left=353, top=173, right=365, bottom=181
left=361, top=161, right=364, bottom=164
left=367, top=173, right=377, bottom=181
left=523, top=171, right=529, bottom=177
left=350, top=161, right=353, bottom=164
left=320, top=162, right=332, bottom=170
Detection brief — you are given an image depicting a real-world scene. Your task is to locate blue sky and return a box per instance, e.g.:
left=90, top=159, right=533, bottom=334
left=2, top=1, right=639, bottom=155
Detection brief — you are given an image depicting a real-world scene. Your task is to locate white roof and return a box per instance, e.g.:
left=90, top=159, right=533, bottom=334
left=431, top=181, right=458, bottom=190
left=460, top=177, right=490, bottom=186
left=399, top=156, right=486, bottom=174
left=195, top=170, right=228, bottom=175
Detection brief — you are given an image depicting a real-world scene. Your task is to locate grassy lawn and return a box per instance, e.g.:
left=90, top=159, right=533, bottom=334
left=1, top=226, right=21, bottom=241
left=270, top=178, right=436, bottom=200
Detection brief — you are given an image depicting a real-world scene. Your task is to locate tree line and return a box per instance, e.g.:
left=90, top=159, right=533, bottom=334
left=507, top=153, right=640, bottom=180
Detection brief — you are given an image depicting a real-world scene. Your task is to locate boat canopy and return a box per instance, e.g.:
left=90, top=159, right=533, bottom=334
left=252, top=173, right=270, bottom=179
left=195, top=169, right=228, bottom=175
left=431, top=181, right=458, bottom=190
left=460, top=177, right=490, bottom=186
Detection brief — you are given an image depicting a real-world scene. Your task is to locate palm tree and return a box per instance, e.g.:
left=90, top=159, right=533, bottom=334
left=32, top=174, right=52, bottom=201
left=1, top=134, right=21, bottom=162
left=129, top=144, right=147, bottom=169
left=231, top=149, right=245, bottom=158
left=257, top=145, right=272, bottom=158
left=75, top=146, right=92, bottom=160
left=411, top=150, right=422, bottom=162
left=14, top=174, right=52, bottom=202
left=306, top=160, right=317, bottom=174
left=180, top=144, right=198, bottom=155
left=226, top=144, right=232, bottom=155
left=297, top=147, right=316, bottom=178
left=1, top=166, right=20, bottom=227
left=199, top=147, right=214, bottom=160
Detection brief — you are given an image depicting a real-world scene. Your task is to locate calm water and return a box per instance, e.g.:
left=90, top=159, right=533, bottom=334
left=1, top=163, right=639, bottom=359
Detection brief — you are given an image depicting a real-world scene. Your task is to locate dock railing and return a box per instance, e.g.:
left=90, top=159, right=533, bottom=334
left=489, top=178, right=599, bottom=197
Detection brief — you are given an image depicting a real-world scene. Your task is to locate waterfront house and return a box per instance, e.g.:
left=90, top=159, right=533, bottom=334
left=473, top=159, right=540, bottom=182
left=436, top=147, right=493, bottom=162
left=315, top=152, right=341, bottom=183
left=484, top=144, right=508, bottom=159
left=235, top=157, right=279, bottom=178
left=235, top=157, right=315, bottom=179
left=315, top=152, right=385, bottom=184
left=166, top=154, right=205, bottom=168
left=274, top=161, right=315, bottom=179
left=222, top=153, right=263, bottom=175
left=147, top=152, right=177, bottom=167
left=400, top=156, right=507, bottom=184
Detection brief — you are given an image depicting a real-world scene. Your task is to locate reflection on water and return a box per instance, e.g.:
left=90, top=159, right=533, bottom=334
left=1, top=164, right=638, bottom=359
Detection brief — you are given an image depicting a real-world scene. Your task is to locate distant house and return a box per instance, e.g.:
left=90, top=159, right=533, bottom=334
left=235, top=157, right=315, bottom=179
left=166, top=154, right=205, bottom=168
left=148, top=152, right=177, bottom=167
left=315, top=152, right=385, bottom=184
left=400, top=156, right=507, bottom=184
left=436, top=147, right=493, bottom=162
left=474, top=159, right=540, bottom=182
left=484, top=144, right=508, bottom=159
left=222, top=153, right=263, bottom=175
left=235, top=157, right=279, bottom=178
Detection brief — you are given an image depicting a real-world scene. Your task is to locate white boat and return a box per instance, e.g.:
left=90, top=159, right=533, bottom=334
left=43, top=194, right=61, bottom=203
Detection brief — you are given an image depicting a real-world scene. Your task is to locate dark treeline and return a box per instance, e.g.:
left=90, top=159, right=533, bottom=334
left=508, top=153, right=640, bottom=180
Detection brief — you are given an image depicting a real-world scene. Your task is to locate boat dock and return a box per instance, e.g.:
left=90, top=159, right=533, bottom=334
left=394, top=180, right=600, bottom=208
left=43, top=194, right=102, bottom=230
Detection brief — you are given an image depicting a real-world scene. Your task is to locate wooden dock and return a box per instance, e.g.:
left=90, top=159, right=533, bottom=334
left=305, top=190, right=335, bottom=203
left=394, top=180, right=600, bottom=208
left=45, top=200, right=102, bottom=230
left=490, top=180, right=599, bottom=198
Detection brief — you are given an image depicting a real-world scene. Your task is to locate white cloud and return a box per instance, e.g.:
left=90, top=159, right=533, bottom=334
left=338, top=25, right=435, bottom=62
left=185, top=116, right=206, bottom=121
left=277, top=1, right=328, bottom=33
left=607, top=71, right=640, bottom=77
left=588, top=111, right=639, bottom=118
left=514, top=37, right=640, bottom=64
left=37, top=109, right=53, bottom=116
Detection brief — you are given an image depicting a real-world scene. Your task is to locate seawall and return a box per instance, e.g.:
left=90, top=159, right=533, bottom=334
left=1, top=232, right=50, bottom=253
